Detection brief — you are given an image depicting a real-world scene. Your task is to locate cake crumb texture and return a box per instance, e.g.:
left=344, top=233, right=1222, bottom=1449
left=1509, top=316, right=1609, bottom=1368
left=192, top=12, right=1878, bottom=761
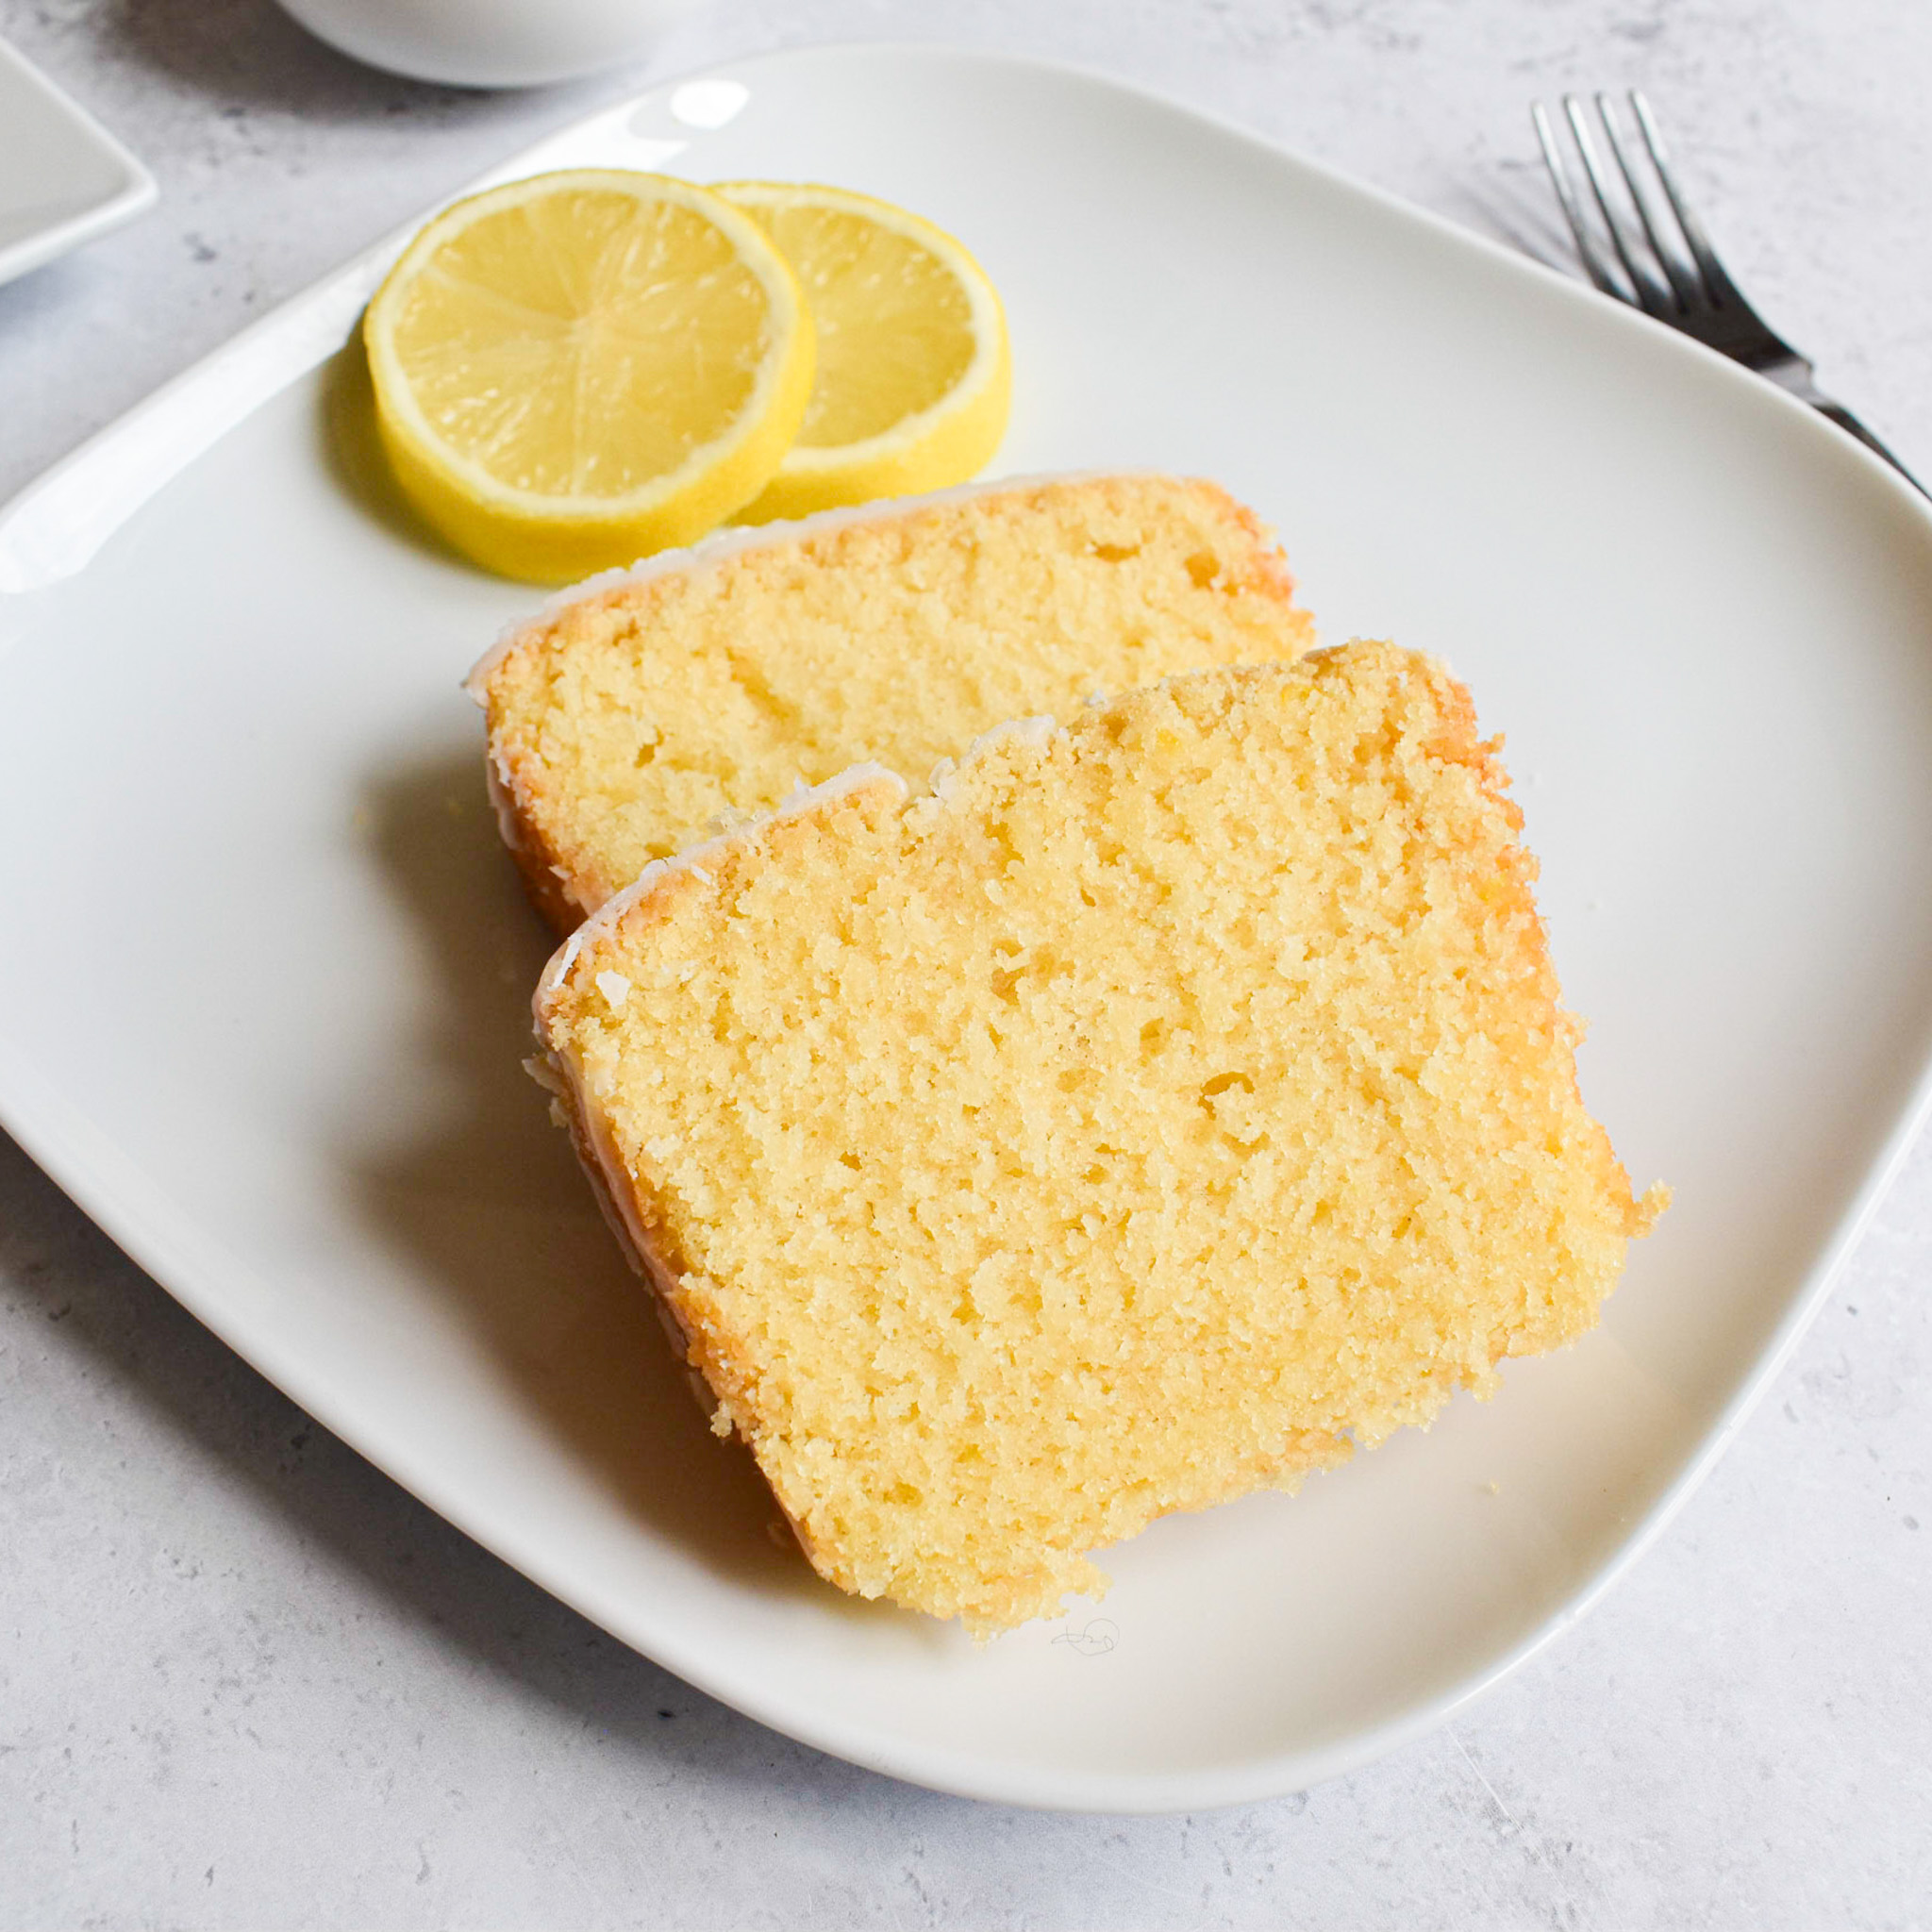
left=538, top=643, right=1661, bottom=1633
left=480, top=473, right=1312, bottom=924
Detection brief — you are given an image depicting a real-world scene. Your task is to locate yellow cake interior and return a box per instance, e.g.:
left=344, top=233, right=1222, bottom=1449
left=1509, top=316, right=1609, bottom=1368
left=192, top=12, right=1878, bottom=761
left=478, top=473, right=1312, bottom=922
left=538, top=643, right=1663, bottom=1633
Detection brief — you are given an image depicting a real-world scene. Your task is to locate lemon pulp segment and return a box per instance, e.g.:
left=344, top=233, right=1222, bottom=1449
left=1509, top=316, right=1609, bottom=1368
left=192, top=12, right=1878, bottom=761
left=717, top=182, right=1010, bottom=521
left=364, top=171, right=814, bottom=583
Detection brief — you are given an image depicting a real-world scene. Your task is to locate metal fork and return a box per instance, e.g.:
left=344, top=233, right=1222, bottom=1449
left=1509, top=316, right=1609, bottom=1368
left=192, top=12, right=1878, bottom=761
left=1533, top=90, right=1925, bottom=498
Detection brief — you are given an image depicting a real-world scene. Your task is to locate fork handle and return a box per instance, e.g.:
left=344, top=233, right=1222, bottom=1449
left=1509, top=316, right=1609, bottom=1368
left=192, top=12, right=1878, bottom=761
left=1810, top=399, right=1929, bottom=501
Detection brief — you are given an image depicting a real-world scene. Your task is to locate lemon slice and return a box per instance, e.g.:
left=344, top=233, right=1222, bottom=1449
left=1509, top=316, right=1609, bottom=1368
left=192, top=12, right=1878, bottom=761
left=364, top=170, right=815, bottom=583
left=715, top=181, right=1011, bottom=522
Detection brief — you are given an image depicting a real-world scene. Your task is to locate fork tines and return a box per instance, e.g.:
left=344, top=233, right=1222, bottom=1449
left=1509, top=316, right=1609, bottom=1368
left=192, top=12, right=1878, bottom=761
left=1531, top=90, right=1735, bottom=320
left=1532, top=90, right=1928, bottom=497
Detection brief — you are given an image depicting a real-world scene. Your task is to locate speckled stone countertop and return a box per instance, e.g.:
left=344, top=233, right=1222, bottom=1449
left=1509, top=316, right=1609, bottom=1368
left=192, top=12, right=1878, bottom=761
left=2, top=2, right=1928, bottom=1925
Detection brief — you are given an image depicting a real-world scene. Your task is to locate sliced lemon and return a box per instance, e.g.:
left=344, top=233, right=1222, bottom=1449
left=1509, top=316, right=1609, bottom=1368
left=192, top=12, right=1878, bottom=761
left=363, top=170, right=815, bottom=584
left=715, top=181, right=1011, bottom=522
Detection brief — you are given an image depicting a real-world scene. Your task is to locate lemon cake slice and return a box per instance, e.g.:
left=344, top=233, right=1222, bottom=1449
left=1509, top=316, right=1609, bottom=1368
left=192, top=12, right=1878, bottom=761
left=533, top=642, right=1664, bottom=1634
left=470, top=473, right=1312, bottom=928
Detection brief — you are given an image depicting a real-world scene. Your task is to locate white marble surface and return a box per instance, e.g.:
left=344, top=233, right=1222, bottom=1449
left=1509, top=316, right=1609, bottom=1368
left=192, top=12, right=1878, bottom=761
left=2, top=0, right=1929, bottom=1924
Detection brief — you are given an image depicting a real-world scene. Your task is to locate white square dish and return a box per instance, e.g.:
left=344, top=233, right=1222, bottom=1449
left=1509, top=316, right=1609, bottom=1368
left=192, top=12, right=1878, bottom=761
left=3, top=45, right=1931, bottom=1813
left=0, top=36, right=155, bottom=289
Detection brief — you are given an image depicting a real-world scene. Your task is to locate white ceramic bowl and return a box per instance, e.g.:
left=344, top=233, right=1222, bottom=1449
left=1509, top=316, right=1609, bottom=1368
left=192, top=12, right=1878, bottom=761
left=274, top=0, right=700, bottom=88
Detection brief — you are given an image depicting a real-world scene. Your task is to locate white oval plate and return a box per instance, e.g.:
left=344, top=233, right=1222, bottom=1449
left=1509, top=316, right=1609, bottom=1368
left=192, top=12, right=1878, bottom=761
left=4, top=45, right=1932, bottom=1814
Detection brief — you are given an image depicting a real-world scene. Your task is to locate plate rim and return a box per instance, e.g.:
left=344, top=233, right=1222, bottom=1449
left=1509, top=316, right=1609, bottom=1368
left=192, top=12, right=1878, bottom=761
left=4, top=39, right=1932, bottom=1814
